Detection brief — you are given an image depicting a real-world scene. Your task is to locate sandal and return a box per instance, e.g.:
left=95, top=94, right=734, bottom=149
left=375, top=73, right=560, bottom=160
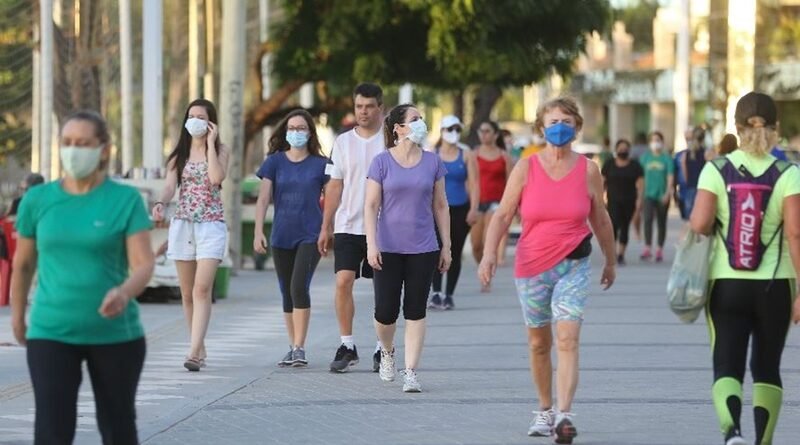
left=184, top=357, right=205, bottom=372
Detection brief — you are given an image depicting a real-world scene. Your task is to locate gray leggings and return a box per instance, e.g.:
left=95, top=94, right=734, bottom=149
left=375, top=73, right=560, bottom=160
left=643, top=197, right=668, bottom=247
left=272, top=243, right=321, bottom=312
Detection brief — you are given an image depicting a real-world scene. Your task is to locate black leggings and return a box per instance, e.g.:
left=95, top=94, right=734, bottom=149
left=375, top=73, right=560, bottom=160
left=708, top=279, right=793, bottom=442
left=272, top=243, right=321, bottom=312
left=709, top=279, right=792, bottom=387
left=432, top=204, right=470, bottom=296
left=374, top=251, right=439, bottom=325
left=643, top=197, right=668, bottom=247
left=607, top=200, right=635, bottom=246
left=27, top=337, right=146, bottom=445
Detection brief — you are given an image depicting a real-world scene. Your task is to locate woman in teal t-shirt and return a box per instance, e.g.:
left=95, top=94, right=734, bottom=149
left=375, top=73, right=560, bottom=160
left=638, top=130, right=674, bottom=262
left=11, top=110, right=154, bottom=444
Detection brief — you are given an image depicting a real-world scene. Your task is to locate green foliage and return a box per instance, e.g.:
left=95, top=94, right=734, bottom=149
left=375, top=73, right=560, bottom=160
left=0, top=0, right=33, bottom=165
left=270, top=0, right=609, bottom=89
left=613, top=0, right=660, bottom=52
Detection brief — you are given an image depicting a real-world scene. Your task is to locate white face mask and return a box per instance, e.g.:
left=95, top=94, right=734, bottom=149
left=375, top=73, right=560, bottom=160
left=650, top=141, right=663, bottom=152
left=60, top=145, right=103, bottom=179
left=184, top=117, right=208, bottom=138
left=442, top=130, right=460, bottom=145
left=405, top=119, right=428, bottom=145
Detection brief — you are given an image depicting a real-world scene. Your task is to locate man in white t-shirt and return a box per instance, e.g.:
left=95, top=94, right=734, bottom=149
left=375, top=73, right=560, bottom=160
left=318, top=83, right=386, bottom=373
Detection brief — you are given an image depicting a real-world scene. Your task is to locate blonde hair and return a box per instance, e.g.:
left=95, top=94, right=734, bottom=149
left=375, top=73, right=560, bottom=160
left=737, top=116, right=778, bottom=157
left=534, top=97, right=584, bottom=137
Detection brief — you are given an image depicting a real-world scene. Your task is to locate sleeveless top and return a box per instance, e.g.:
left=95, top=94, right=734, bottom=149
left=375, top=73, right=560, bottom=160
left=174, top=161, right=224, bottom=222
left=477, top=155, right=506, bottom=203
left=515, top=155, right=592, bottom=278
left=441, top=149, right=469, bottom=206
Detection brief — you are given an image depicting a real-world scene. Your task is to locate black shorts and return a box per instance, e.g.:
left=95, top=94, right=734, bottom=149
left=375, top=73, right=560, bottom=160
left=334, top=234, right=374, bottom=279
left=478, top=201, right=500, bottom=213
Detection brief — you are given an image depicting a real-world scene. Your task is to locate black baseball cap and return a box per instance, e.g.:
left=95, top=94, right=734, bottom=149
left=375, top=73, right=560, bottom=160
left=734, top=92, right=777, bottom=127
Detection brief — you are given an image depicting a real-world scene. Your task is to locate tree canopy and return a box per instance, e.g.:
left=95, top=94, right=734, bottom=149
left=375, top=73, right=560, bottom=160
left=247, top=0, right=610, bottom=140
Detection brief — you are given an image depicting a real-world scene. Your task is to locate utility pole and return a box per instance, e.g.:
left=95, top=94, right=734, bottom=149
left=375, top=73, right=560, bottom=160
left=259, top=0, right=271, bottom=155
left=120, top=0, right=133, bottom=175
left=39, top=0, right=53, bottom=180
left=188, top=0, right=200, bottom=99
left=674, top=0, right=691, bottom=150
left=31, top=20, right=40, bottom=173
left=399, top=83, right=413, bottom=104
left=204, top=0, right=215, bottom=101
left=220, top=0, right=245, bottom=268
left=142, top=0, right=163, bottom=170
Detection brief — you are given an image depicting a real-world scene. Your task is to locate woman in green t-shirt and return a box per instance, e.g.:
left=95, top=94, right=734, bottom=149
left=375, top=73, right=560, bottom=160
left=10, top=110, right=155, bottom=444
left=690, top=92, right=800, bottom=445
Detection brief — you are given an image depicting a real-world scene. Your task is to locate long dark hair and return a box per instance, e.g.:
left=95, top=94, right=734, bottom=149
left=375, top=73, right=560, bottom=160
left=267, top=109, right=324, bottom=157
left=167, top=99, right=221, bottom=185
left=480, top=120, right=506, bottom=150
left=383, top=103, right=415, bottom=148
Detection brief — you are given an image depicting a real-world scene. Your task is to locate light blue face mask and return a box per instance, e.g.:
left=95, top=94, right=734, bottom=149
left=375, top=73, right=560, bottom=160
left=543, top=122, right=576, bottom=147
left=405, top=119, right=428, bottom=145
left=286, top=130, right=310, bottom=149
left=60, top=145, right=103, bottom=179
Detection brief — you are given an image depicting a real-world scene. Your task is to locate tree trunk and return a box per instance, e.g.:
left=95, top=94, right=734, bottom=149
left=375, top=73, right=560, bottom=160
left=70, top=0, right=101, bottom=111
left=244, top=79, right=306, bottom=144
left=165, top=0, right=189, bottom=151
left=452, top=91, right=464, bottom=121
left=466, top=84, right=502, bottom=147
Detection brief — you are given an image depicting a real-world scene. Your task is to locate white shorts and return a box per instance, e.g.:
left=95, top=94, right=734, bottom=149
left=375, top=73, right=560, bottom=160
left=167, top=219, right=227, bottom=261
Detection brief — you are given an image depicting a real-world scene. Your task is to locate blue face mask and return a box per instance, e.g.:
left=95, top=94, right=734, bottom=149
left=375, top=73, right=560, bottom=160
left=543, top=122, right=576, bottom=147
left=286, top=130, right=310, bottom=149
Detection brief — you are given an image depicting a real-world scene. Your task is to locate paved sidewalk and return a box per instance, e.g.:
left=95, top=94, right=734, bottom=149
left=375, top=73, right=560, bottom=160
left=1, top=217, right=799, bottom=444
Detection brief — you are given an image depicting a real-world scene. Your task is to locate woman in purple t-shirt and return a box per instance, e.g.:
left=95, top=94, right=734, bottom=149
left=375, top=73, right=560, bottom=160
left=365, top=104, right=451, bottom=393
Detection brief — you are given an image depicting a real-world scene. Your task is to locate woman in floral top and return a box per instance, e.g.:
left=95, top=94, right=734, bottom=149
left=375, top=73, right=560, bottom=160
left=152, top=99, right=230, bottom=371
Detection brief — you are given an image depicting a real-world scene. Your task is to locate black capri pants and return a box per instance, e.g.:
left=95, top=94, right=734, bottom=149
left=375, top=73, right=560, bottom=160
left=607, top=200, right=636, bottom=245
left=374, top=251, right=439, bottom=325
left=27, top=337, right=146, bottom=445
left=272, top=243, right=322, bottom=312
left=432, top=204, right=471, bottom=296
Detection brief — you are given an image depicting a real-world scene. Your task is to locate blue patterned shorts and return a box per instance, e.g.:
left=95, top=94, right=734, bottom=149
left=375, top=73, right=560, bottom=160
left=514, top=258, right=591, bottom=328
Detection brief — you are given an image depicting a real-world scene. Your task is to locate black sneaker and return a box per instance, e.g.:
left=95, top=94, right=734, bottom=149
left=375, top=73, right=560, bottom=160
left=442, top=295, right=454, bottom=310
left=617, top=254, right=626, bottom=266
left=553, top=413, right=577, bottom=444
left=427, top=292, right=443, bottom=310
left=329, top=344, right=359, bottom=373
left=372, top=349, right=381, bottom=372
left=277, top=348, right=293, bottom=368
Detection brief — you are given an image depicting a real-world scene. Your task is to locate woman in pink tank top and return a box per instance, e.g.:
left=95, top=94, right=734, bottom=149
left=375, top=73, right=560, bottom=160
left=477, top=97, right=616, bottom=443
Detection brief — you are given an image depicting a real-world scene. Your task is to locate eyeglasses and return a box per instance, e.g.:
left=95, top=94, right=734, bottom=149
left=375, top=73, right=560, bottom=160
left=445, top=126, right=461, bottom=133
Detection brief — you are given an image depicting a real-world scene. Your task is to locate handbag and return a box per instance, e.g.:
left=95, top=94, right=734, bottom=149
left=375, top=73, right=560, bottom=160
left=666, top=231, right=713, bottom=323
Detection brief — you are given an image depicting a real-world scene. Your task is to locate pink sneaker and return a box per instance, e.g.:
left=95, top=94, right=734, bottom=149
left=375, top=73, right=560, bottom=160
left=640, top=248, right=652, bottom=261
left=655, top=249, right=664, bottom=263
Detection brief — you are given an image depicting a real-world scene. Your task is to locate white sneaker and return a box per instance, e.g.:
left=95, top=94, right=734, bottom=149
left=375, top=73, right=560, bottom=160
left=379, top=347, right=396, bottom=382
left=402, top=369, right=421, bottom=393
left=527, top=408, right=555, bottom=437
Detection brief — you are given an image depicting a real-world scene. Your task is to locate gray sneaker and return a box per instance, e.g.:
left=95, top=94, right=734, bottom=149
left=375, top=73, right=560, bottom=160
left=527, top=408, right=555, bottom=437
left=402, top=369, right=422, bottom=393
left=278, top=348, right=293, bottom=367
left=291, top=347, right=308, bottom=368
left=379, top=347, right=396, bottom=382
